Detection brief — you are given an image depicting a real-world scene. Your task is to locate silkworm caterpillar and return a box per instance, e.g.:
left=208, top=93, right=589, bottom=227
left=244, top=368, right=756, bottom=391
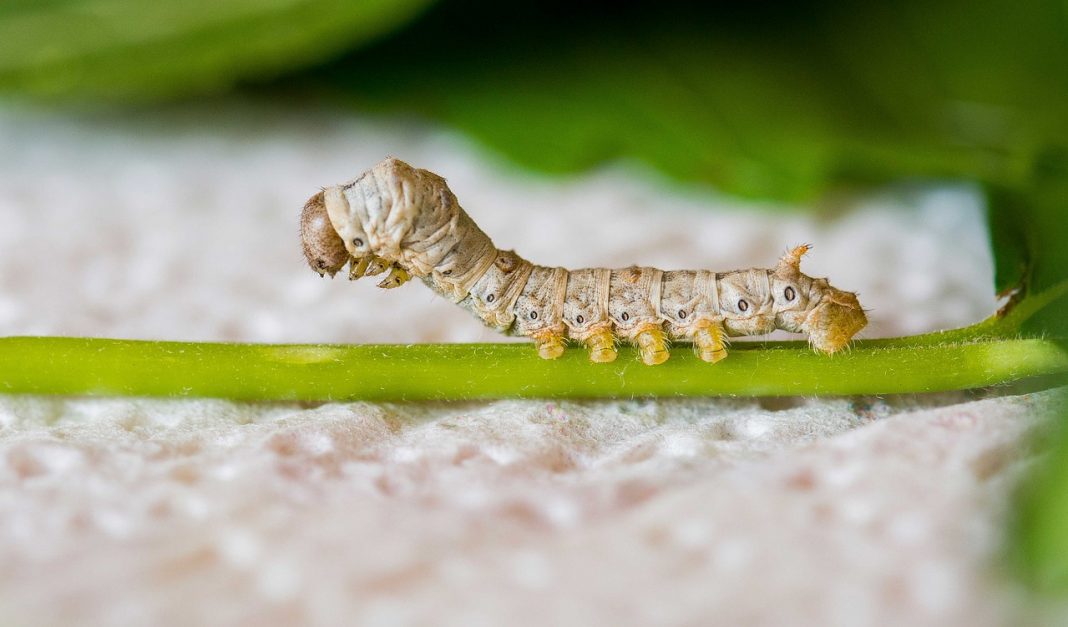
left=300, top=158, right=867, bottom=365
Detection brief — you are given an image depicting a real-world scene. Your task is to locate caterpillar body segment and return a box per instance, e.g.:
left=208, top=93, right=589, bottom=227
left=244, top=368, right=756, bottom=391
left=510, top=265, right=569, bottom=360
left=659, top=270, right=728, bottom=363
left=300, top=158, right=868, bottom=365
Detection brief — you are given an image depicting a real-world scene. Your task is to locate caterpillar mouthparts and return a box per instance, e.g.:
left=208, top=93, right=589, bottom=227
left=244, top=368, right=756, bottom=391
left=300, top=158, right=867, bottom=365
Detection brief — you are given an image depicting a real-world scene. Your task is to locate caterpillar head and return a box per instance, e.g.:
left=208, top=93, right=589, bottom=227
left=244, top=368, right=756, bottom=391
left=301, top=190, right=349, bottom=277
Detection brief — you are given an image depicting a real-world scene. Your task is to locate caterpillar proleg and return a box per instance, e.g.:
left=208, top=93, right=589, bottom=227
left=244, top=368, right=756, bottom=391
left=300, top=158, right=867, bottom=365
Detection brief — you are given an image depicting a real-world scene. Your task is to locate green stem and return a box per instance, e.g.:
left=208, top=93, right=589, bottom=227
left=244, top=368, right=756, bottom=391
left=0, top=335, right=1064, bottom=401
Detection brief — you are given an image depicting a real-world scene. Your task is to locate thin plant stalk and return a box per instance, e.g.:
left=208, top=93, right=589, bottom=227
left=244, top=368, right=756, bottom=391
left=0, top=336, right=1062, bottom=401
left=1, top=283, right=1064, bottom=401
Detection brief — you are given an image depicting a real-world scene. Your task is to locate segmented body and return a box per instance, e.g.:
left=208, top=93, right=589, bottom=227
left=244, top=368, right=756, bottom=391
left=301, top=158, right=867, bottom=365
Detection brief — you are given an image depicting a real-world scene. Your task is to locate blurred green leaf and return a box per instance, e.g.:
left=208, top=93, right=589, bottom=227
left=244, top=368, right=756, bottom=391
left=317, top=1, right=1068, bottom=197
left=1011, top=390, right=1068, bottom=594
left=987, top=157, right=1068, bottom=336
left=0, top=0, right=436, bottom=100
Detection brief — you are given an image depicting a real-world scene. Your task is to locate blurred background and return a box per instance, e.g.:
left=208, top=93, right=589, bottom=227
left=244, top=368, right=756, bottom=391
left=9, top=0, right=1057, bottom=342
left=1, top=1, right=1068, bottom=625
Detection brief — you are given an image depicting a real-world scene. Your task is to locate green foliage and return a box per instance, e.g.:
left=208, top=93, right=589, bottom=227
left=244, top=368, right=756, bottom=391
left=1011, top=392, right=1068, bottom=594
left=318, top=1, right=1067, bottom=193
left=0, top=0, right=434, bottom=100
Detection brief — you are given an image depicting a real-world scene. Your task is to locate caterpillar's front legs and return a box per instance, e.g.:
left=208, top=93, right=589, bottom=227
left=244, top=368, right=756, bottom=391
left=347, top=256, right=412, bottom=289
left=348, top=256, right=371, bottom=280
left=692, top=318, right=728, bottom=364
left=376, top=266, right=411, bottom=289
left=364, top=256, right=390, bottom=277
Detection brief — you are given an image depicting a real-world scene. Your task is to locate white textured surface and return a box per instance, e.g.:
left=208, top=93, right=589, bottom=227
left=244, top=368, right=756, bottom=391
left=0, top=102, right=1051, bottom=626
left=0, top=391, right=1058, bottom=627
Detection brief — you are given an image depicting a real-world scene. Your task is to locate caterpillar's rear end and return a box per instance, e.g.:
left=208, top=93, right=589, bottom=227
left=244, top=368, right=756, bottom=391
left=300, top=158, right=867, bottom=365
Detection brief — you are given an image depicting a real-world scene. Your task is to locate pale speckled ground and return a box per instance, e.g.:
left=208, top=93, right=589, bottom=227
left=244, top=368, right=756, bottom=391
left=0, top=102, right=1058, bottom=626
